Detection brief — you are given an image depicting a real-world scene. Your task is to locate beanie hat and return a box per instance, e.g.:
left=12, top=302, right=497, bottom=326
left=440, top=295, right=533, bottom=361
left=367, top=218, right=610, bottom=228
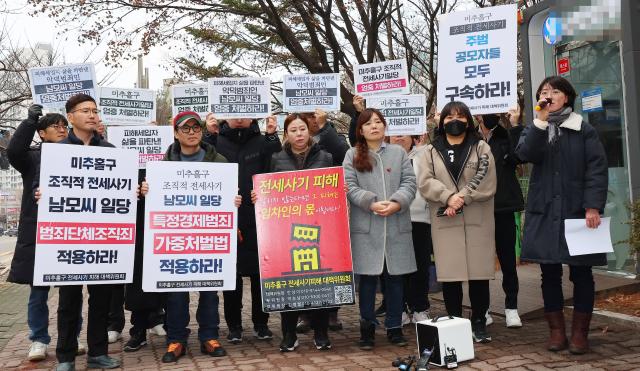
left=173, top=111, right=202, bottom=129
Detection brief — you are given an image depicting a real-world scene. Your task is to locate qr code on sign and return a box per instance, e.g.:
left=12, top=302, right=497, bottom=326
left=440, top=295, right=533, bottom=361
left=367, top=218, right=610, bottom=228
left=334, top=285, right=353, bottom=304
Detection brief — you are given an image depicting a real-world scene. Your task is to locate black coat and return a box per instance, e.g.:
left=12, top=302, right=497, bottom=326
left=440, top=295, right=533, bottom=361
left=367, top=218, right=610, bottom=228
left=6, top=118, right=41, bottom=284
left=209, top=121, right=282, bottom=275
left=270, top=143, right=333, bottom=172
left=486, top=125, right=524, bottom=213
left=516, top=114, right=608, bottom=266
left=314, top=122, right=349, bottom=166
left=125, top=168, right=165, bottom=311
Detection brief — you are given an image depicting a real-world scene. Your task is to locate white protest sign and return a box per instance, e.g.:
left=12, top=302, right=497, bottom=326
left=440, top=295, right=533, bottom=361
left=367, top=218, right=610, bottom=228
left=99, top=87, right=156, bottom=126
left=28, top=63, right=98, bottom=112
left=208, top=77, right=271, bottom=119
left=283, top=73, right=340, bottom=112
left=142, top=161, right=239, bottom=292
left=172, top=84, right=209, bottom=119
left=353, top=59, right=410, bottom=97
left=368, top=94, right=427, bottom=136
left=437, top=4, right=517, bottom=114
left=33, top=143, right=138, bottom=285
left=108, top=126, right=174, bottom=169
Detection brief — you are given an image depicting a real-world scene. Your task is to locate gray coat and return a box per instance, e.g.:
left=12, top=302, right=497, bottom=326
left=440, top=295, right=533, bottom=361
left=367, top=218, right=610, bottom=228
left=343, top=144, right=417, bottom=275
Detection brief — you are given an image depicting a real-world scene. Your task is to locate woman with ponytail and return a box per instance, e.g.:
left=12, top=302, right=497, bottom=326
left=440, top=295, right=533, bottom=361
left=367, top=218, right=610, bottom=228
left=342, top=108, right=417, bottom=350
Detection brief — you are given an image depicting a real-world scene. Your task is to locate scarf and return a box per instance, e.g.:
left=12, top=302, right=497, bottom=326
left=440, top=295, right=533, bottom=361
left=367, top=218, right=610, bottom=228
left=546, top=106, right=572, bottom=144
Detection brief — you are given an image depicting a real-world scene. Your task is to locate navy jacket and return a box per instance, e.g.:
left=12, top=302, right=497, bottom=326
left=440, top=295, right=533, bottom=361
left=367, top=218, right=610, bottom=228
left=516, top=113, right=608, bottom=266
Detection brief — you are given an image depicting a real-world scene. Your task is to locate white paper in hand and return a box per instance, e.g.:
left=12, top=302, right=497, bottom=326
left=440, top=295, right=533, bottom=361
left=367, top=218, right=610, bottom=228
left=564, top=217, right=613, bottom=256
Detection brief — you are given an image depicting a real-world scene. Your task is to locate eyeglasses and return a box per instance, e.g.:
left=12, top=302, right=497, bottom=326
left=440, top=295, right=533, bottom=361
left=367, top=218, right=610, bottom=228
left=178, top=125, right=203, bottom=134
left=47, top=124, right=68, bottom=131
left=71, top=108, right=101, bottom=115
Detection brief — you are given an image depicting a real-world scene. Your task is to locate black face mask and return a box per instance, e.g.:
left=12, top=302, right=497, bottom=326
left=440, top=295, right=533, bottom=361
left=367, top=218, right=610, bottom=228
left=482, top=116, right=499, bottom=130
left=444, top=119, right=467, bottom=136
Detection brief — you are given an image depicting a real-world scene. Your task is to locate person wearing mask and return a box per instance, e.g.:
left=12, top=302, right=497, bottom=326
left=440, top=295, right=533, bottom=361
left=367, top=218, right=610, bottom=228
left=417, top=101, right=497, bottom=344
left=252, top=113, right=334, bottom=352
left=516, top=76, right=607, bottom=354
left=343, top=108, right=417, bottom=350
left=477, top=114, right=524, bottom=328
left=204, top=115, right=281, bottom=344
left=33, top=94, right=121, bottom=370
left=388, top=135, right=433, bottom=325
left=157, top=111, right=234, bottom=362
left=6, top=106, right=87, bottom=362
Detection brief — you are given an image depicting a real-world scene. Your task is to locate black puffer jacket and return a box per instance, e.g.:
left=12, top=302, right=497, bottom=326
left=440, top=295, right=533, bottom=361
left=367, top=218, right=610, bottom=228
left=486, top=125, right=524, bottom=213
left=6, top=118, right=41, bottom=284
left=211, top=121, right=282, bottom=275
left=314, top=122, right=349, bottom=166
left=270, top=142, right=333, bottom=172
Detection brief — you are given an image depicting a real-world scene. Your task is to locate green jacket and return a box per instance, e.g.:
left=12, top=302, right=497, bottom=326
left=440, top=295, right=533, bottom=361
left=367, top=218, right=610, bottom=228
left=163, top=141, right=227, bottom=163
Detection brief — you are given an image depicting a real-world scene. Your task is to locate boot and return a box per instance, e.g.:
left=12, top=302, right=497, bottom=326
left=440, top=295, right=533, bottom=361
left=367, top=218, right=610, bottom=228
left=328, top=310, right=343, bottom=331
left=544, top=311, right=568, bottom=351
left=569, top=311, right=592, bottom=354
left=358, top=319, right=375, bottom=350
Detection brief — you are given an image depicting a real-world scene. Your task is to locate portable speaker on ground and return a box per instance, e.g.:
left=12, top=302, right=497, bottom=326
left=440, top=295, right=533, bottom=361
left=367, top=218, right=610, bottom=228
left=415, top=315, right=475, bottom=368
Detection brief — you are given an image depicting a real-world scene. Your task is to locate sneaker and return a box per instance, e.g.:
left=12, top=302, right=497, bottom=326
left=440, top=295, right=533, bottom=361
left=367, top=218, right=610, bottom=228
left=201, top=339, right=227, bottom=357
left=387, top=328, right=408, bottom=346
left=472, top=319, right=492, bottom=343
left=227, top=327, right=243, bottom=344
left=254, top=324, right=273, bottom=340
left=124, top=332, right=147, bottom=352
left=295, top=315, right=311, bottom=333
left=27, top=341, right=47, bottom=361
left=86, top=354, right=121, bottom=369
left=313, top=330, right=332, bottom=350
left=401, top=311, right=412, bottom=326
left=107, top=330, right=122, bottom=344
left=76, top=338, right=86, bottom=355
left=485, top=311, right=494, bottom=326
left=374, top=302, right=386, bottom=317
left=412, top=310, right=431, bottom=323
left=162, top=342, right=186, bottom=363
left=55, top=362, right=75, bottom=371
left=149, top=324, right=166, bottom=336
left=279, top=332, right=299, bottom=352
left=328, top=311, right=343, bottom=331
left=505, top=309, right=523, bottom=328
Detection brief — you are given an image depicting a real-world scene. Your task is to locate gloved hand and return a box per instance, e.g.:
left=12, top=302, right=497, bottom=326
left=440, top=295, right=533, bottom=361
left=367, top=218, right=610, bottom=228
left=28, top=104, right=43, bottom=122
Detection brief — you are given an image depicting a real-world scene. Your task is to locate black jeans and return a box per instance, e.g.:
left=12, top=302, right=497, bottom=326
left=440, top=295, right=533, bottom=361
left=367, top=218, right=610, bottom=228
left=540, top=264, right=595, bottom=313
left=442, top=280, right=490, bottom=323
left=281, top=309, right=329, bottom=335
left=223, top=274, right=269, bottom=330
left=56, top=285, right=113, bottom=362
left=129, top=309, right=164, bottom=336
left=404, top=222, right=432, bottom=312
left=494, top=212, right=519, bottom=309
left=107, top=285, right=125, bottom=332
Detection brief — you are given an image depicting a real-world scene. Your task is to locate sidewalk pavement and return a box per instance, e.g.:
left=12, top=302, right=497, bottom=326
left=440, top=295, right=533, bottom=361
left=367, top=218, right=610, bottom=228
left=0, top=272, right=639, bottom=370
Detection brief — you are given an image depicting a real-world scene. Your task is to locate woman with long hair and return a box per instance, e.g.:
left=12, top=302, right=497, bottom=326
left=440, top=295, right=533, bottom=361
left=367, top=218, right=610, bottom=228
left=343, top=108, right=417, bottom=350
left=416, top=101, right=497, bottom=343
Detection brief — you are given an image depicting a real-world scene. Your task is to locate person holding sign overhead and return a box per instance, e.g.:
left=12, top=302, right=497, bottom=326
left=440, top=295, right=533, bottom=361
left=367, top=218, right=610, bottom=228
left=204, top=114, right=281, bottom=344
left=416, top=101, right=497, bottom=344
left=251, top=113, right=334, bottom=352
left=343, top=108, right=417, bottom=350
left=516, top=76, right=608, bottom=355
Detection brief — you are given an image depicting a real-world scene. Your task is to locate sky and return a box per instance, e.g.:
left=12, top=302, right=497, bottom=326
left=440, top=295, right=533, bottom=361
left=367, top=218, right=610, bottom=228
left=4, top=0, right=175, bottom=90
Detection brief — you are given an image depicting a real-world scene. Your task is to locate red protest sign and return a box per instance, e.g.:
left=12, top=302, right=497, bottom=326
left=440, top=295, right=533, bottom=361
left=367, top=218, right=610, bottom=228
left=254, top=167, right=355, bottom=312
left=557, top=58, right=570, bottom=76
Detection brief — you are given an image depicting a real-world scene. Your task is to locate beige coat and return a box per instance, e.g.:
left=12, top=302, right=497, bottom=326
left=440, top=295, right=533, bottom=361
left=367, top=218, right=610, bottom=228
left=416, top=136, right=497, bottom=281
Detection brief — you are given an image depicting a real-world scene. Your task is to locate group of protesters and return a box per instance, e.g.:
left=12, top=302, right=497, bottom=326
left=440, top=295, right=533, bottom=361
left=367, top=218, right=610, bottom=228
left=5, top=75, right=608, bottom=370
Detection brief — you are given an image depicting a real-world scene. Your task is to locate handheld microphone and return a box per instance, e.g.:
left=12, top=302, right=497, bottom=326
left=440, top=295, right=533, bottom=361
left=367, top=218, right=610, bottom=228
left=535, top=98, right=552, bottom=111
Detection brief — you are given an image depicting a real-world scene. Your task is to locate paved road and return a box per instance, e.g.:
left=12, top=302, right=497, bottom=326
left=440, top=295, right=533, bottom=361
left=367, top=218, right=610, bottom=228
left=0, top=237, right=16, bottom=274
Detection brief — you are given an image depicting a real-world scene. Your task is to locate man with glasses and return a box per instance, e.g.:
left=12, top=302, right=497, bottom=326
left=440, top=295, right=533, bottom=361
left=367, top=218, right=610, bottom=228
left=159, top=111, right=229, bottom=362
left=6, top=105, right=85, bottom=362
left=43, top=94, right=121, bottom=370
